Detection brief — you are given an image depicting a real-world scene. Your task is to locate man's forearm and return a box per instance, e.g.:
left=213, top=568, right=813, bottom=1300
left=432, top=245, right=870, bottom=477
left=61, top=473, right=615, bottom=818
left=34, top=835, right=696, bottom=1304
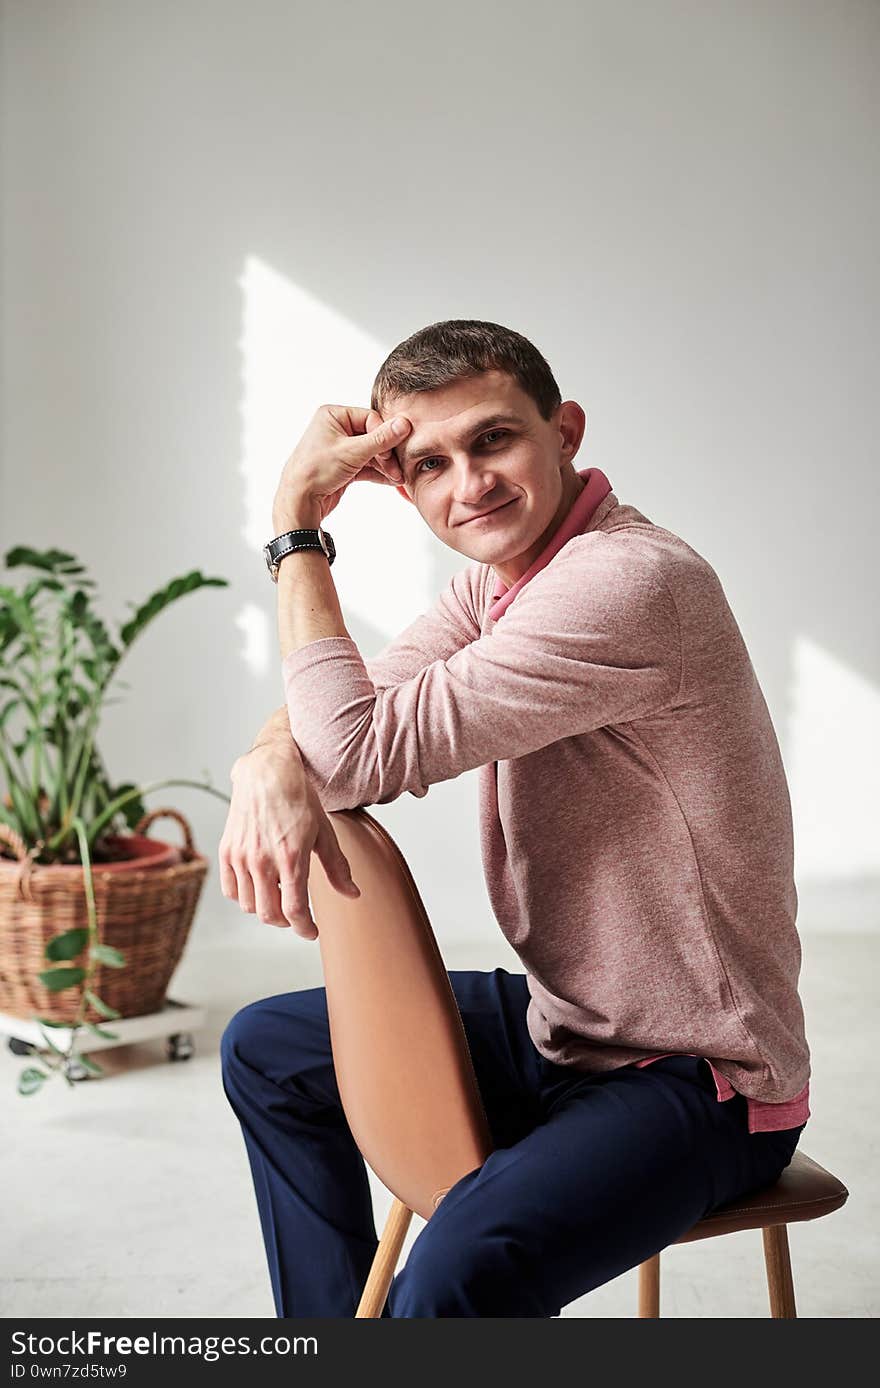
left=271, top=493, right=373, bottom=808
left=273, top=495, right=351, bottom=661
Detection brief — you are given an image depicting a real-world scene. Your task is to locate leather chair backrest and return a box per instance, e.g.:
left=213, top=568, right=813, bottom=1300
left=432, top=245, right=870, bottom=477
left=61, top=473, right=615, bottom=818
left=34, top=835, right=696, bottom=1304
left=307, top=808, right=493, bottom=1221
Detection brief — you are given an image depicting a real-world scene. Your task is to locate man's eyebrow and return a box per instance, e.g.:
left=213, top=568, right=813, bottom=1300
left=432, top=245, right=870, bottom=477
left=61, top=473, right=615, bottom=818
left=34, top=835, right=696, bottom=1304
left=397, top=412, right=528, bottom=472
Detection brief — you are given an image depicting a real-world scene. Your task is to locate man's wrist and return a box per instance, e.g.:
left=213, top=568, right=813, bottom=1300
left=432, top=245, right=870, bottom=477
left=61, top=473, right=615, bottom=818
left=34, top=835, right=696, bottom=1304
left=249, top=733, right=291, bottom=751
left=248, top=705, right=294, bottom=752
left=249, top=727, right=302, bottom=755
left=272, top=493, right=323, bottom=533
left=238, top=739, right=302, bottom=776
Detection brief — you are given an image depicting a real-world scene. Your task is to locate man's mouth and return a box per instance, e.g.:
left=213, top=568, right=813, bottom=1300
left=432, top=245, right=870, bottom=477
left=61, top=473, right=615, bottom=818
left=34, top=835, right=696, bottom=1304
left=458, top=498, right=518, bottom=526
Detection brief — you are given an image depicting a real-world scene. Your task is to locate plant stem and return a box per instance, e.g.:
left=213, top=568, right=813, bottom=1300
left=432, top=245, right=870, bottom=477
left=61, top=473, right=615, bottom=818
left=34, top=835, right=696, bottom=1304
left=84, top=777, right=230, bottom=846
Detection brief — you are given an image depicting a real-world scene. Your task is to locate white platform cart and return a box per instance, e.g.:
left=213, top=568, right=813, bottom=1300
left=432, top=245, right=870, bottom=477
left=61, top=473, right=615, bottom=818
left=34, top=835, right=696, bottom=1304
left=1, top=997, right=207, bottom=1080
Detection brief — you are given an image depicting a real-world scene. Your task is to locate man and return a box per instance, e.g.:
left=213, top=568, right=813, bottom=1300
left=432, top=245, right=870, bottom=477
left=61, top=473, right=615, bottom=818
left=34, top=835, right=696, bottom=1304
left=219, top=319, right=810, bottom=1318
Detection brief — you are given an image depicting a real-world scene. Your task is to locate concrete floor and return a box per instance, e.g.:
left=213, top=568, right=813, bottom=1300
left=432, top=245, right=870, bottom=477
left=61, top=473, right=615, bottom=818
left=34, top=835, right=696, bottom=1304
left=1, top=929, right=874, bottom=1319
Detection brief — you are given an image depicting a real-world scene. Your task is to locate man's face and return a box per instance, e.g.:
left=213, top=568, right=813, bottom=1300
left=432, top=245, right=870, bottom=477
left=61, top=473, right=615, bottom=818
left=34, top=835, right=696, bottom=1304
left=382, top=369, right=586, bottom=586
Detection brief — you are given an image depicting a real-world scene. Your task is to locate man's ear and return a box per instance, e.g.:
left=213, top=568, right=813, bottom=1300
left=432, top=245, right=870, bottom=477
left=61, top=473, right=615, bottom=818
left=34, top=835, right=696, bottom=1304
left=396, top=483, right=414, bottom=504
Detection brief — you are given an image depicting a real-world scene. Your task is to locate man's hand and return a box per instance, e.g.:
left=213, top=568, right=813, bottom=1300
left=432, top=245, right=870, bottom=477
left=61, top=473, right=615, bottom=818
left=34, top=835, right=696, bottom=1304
left=218, top=743, right=361, bottom=941
left=272, top=404, right=412, bottom=529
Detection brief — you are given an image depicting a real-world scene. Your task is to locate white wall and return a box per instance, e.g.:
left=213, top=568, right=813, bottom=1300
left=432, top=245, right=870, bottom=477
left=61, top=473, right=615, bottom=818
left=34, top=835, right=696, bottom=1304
left=1, top=0, right=877, bottom=959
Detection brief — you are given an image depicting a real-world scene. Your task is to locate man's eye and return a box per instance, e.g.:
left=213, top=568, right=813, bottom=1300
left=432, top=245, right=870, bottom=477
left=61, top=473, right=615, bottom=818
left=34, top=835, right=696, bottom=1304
left=415, top=430, right=508, bottom=475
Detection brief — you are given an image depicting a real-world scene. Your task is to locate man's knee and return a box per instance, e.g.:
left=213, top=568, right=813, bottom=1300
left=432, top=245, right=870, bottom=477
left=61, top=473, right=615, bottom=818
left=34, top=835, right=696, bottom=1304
left=389, top=1214, right=545, bottom=1318
left=219, top=988, right=323, bottom=1082
left=220, top=998, right=267, bottom=1078
left=389, top=1227, right=475, bottom=1317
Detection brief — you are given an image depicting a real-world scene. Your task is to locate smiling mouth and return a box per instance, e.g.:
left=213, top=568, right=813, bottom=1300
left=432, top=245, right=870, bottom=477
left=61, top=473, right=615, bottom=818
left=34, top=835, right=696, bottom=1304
left=459, top=498, right=517, bottom=526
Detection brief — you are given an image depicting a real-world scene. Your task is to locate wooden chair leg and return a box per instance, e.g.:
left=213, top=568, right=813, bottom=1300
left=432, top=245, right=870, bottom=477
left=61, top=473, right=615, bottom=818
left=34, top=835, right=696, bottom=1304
left=762, top=1224, right=797, bottom=1318
left=356, top=1197, right=414, bottom=1318
left=638, top=1253, right=661, bottom=1317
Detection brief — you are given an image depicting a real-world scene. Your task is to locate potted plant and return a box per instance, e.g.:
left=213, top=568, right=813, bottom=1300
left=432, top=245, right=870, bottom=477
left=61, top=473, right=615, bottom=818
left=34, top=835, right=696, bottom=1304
left=0, top=545, right=232, bottom=1095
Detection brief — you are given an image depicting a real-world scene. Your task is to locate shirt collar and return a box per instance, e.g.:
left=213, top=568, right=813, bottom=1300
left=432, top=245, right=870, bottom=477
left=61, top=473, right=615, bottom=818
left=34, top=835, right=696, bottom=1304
left=488, top=466, right=615, bottom=622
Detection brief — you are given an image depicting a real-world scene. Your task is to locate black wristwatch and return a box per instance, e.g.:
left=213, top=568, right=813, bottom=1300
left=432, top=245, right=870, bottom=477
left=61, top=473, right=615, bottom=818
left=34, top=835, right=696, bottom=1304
left=263, top=527, right=336, bottom=583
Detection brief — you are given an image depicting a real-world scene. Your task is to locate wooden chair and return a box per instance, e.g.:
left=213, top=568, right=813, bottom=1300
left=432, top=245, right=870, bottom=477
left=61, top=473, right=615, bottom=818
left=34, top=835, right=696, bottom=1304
left=307, top=807, right=848, bottom=1319
left=638, top=1149, right=848, bottom=1316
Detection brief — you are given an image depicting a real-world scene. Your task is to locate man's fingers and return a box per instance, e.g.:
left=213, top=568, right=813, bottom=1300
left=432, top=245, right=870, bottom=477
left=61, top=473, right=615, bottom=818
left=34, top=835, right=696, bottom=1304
left=253, top=871, right=290, bottom=928
left=279, top=857, right=318, bottom=940
left=366, top=408, right=390, bottom=446
left=225, top=847, right=284, bottom=924
left=371, top=453, right=403, bottom=483
left=357, top=463, right=402, bottom=487
left=218, top=848, right=239, bottom=902
left=313, top=817, right=361, bottom=900
left=228, top=855, right=256, bottom=913
left=364, top=408, right=405, bottom=481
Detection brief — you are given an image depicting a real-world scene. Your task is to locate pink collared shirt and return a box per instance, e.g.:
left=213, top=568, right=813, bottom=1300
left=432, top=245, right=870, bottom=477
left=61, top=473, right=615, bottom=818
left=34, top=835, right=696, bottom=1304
left=485, top=468, right=810, bottom=1136
left=632, top=1052, right=809, bottom=1132
left=283, top=466, right=812, bottom=1134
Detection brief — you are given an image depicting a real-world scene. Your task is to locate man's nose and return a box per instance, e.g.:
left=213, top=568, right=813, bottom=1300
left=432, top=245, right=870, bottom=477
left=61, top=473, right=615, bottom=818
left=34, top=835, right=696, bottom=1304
left=451, top=458, right=501, bottom=502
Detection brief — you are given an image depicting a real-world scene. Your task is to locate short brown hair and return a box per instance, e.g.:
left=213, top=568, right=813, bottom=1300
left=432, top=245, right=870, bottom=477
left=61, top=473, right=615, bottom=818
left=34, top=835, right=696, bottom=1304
left=371, top=319, right=562, bottom=422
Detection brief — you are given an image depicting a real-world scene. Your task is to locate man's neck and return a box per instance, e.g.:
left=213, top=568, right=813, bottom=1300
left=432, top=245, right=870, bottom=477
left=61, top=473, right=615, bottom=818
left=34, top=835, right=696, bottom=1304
left=492, top=466, right=586, bottom=589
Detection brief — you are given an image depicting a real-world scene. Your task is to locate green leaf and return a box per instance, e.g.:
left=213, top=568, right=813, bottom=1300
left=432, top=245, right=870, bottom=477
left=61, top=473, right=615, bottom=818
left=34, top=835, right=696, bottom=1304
left=119, top=571, right=229, bottom=648
left=45, top=926, right=89, bottom=962
left=76, top=1053, right=104, bottom=1076
left=5, top=545, right=77, bottom=571
left=84, top=1020, right=119, bottom=1041
left=105, top=782, right=147, bottom=832
left=84, top=990, right=121, bottom=1019
left=6, top=775, right=40, bottom=839
left=0, top=696, right=22, bottom=729
left=35, top=1016, right=71, bottom=1028
left=91, top=943, right=125, bottom=968
left=37, top=965, right=86, bottom=992
left=17, top=1066, right=48, bottom=1095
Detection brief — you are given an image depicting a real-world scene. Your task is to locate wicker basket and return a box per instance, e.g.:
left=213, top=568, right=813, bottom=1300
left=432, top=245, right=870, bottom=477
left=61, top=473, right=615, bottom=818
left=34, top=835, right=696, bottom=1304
left=0, top=808, right=208, bottom=1024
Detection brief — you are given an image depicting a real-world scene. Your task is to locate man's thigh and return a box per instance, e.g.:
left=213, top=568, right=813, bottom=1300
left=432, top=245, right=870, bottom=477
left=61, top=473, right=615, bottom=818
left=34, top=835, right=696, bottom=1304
left=388, top=1054, right=772, bottom=1317
left=445, top=967, right=543, bottom=1149
left=223, top=967, right=538, bottom=1137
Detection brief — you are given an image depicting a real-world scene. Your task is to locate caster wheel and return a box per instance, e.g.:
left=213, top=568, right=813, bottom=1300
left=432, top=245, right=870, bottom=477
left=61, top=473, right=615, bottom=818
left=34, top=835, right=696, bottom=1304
left=167, top=1032, right=194, bottom=1061
left=7, top=1036, right=35, bottom=1057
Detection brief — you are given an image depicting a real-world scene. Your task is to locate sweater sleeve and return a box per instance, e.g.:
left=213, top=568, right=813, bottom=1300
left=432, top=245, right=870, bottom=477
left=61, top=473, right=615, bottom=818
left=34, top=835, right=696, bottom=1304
left=362, top=563, right=483, bottom=692
left=282, top=537, right=681, bottom=811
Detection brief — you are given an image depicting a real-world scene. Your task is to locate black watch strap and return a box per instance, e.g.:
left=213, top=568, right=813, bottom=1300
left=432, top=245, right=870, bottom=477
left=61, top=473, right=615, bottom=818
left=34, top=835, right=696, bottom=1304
left=264, top=527, right=335, bottom=582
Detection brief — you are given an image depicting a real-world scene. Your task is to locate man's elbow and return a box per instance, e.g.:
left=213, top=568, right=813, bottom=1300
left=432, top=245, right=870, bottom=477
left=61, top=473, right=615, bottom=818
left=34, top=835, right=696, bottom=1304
left=319, top=766, right=428, bottom=811
left=316, top=763, right=381, bottom=812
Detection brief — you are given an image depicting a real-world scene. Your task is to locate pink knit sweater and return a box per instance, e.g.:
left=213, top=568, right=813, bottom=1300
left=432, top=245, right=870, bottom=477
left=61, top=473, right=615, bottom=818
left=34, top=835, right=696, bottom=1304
left=282, top=467, right=811, bottom=1134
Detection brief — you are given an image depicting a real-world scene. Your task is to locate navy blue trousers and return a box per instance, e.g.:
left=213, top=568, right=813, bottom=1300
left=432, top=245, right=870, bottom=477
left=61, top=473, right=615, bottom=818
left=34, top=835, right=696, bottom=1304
left=220, top=967, right=806, bottom=1318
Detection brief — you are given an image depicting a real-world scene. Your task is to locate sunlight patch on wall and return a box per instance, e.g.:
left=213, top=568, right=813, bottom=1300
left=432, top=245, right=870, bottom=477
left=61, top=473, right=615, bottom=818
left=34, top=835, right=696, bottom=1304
left=233, top=601, right=271, bottom=678
left=237, top=256, right=431, bottom=665
left=788, top=634, right=880, bottom=881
